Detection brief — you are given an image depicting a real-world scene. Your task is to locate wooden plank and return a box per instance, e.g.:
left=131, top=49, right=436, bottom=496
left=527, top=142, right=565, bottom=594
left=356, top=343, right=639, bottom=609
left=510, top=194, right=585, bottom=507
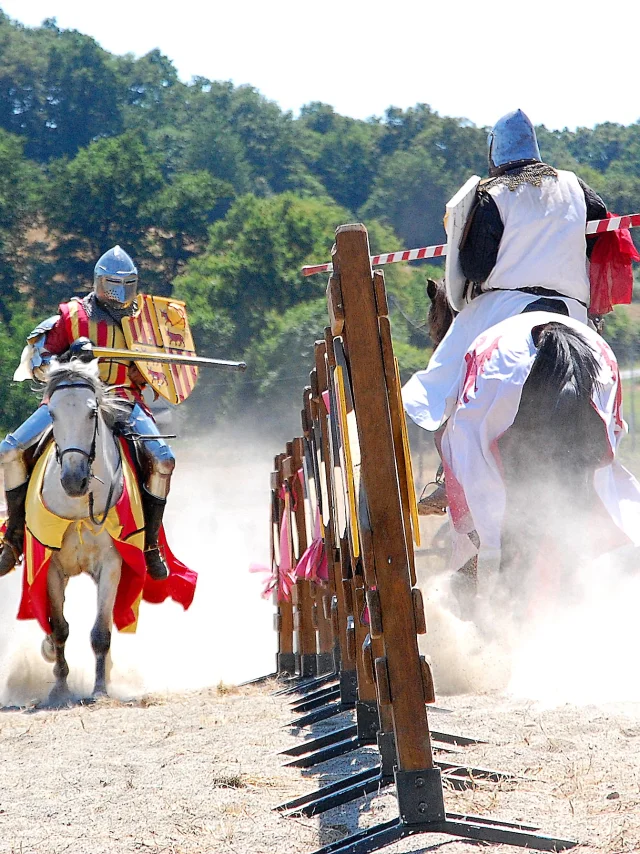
left=314, top=341, right=352, bottom=673
left=333, top=224, right=434, bottom=771
left=379, top=314, right=417, bottom=586
left=292, top=437, right=317, bottom=659
left=275, top=454, right=294, bottom=656
left=301, top=390, right=336, bottom=659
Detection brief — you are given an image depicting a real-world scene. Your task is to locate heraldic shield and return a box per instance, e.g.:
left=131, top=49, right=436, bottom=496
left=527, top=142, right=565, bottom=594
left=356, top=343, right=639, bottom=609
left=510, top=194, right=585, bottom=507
left=122, top=295, right=199, bottom=404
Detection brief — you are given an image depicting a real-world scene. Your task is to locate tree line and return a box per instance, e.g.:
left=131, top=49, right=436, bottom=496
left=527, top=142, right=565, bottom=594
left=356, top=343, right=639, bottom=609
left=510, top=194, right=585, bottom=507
left=1, top=11, right=640, bottom=430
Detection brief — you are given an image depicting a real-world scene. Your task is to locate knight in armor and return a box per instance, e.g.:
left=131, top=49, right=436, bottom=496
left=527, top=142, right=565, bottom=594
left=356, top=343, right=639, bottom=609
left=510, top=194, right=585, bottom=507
left=0, top=246, right=174, bottom=580
left=402, top=109, right=609, bottom=513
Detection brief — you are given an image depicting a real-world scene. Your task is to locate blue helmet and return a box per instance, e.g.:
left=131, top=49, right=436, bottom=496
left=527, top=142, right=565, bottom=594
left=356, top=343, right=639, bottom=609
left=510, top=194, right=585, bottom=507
left=93, top=245, right=138, bottom=308
left=488, top=109, right=541, bottom=173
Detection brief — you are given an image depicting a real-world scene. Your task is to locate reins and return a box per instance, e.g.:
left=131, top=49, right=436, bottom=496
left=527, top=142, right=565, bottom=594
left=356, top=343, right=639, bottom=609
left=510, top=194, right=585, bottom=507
left=49, top=380, right=122, bottom=527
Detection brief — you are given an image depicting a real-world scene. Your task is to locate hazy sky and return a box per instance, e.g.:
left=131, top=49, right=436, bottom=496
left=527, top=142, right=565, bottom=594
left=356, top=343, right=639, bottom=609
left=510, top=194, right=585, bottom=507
left=3, top=0, right=638, bottom=131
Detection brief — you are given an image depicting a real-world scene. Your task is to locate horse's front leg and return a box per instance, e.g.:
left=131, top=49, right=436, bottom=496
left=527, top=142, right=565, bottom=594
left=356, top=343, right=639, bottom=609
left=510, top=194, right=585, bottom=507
left=91, top=547, right=122, bottom=697
left=47, top=566, right=71, bottom=704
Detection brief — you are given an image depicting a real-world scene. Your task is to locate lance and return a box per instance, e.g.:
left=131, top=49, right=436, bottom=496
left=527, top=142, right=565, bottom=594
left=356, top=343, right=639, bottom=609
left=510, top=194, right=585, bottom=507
left=87, top=345, right=246, bottom=372
left=301, top=212, right=640, bottom=277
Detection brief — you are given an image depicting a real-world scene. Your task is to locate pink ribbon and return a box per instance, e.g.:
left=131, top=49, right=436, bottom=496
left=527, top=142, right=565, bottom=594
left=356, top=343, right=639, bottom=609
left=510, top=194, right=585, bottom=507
left=295, top=507, right=329, bottom=584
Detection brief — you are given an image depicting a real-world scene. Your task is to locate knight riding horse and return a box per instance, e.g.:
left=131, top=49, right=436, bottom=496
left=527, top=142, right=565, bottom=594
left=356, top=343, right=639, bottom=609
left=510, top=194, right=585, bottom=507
left=0, top=246, right=175, bottom=580
left=402, top=109, right=637, bottom=513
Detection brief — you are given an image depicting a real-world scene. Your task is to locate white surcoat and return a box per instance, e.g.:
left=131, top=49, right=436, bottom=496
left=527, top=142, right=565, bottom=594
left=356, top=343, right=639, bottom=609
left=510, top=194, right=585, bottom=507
left=438, top=312, right=640, bottom=569
left=403, top=169, right=591, bottom=432
left=483, top=170, right=590, bottom=302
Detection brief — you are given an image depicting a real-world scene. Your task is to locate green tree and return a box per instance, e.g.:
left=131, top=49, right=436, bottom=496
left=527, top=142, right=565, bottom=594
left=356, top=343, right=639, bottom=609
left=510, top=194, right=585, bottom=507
left=237, top=298, right=328, bottom=423
left=0, top=13, right=48, bottom=153
left=299, top=104, right=381, bottom=211
left=602, top=307, right=640, bottom=363
left=0, top=15, right=123, bottom=161
left=41, top=25, right=123, bottom=160
left=182, top=89, right=253, bottom=193
left=117, top=48, right=183, bottom=131
left=363, top=120, right=486, bottom=247
left=377, top=103, right=440, bottom=157
left=44, top=131, right=163, bottom=302
left=0, top=129, right=41, bottom=315
left=0, top=301, right=40, bottom=431
left=174, top=193, right=349, bottom=355
left=144, top=171, right=232, bottom=291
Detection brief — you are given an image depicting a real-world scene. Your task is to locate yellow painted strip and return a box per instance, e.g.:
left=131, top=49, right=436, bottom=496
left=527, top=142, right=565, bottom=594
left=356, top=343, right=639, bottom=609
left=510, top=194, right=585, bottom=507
left=145, top=295, right=179, bottom=405
left=394, top=357, right=421, bottom=548
left=68, top=302, right=81, bottom=341
left=120, top=591, right=142, bottom=633
left=335, top=365, right=360, bottom=559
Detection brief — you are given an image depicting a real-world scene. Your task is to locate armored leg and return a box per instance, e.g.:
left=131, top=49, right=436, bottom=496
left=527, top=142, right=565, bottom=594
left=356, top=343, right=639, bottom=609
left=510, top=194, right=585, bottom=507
left=0, top=405, right=53, bottom=574
left=127, top=404, right=175, bottom=580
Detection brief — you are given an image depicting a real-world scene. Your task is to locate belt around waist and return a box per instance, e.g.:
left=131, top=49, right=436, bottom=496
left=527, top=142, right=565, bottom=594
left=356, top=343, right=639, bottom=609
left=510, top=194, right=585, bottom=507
left=478, top=285, right=587, bottom=309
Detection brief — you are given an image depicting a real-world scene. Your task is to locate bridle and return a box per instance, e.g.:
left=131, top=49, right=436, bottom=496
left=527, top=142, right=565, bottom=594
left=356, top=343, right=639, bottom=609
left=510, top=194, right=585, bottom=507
left=49, top=381, right=122, bottom=527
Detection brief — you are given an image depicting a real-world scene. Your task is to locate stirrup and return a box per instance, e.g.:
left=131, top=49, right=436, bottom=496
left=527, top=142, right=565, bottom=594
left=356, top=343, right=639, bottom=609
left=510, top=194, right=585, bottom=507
left=417, top=484, right=448, bottom=516
left=417, top=466, right=448, bottom=516
left=144, top=545, right=169, bottom=581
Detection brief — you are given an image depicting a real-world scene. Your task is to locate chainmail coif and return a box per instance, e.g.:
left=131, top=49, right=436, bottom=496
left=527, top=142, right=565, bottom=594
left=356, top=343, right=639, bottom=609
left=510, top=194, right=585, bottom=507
left=482, top=162, right=558, bottom=192
left=82, top=292, right=138, bottom=324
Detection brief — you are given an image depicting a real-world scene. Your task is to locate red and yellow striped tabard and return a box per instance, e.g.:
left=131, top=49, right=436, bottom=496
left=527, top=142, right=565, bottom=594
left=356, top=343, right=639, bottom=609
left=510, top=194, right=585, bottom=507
left=58, top=299, right=143, bottom=404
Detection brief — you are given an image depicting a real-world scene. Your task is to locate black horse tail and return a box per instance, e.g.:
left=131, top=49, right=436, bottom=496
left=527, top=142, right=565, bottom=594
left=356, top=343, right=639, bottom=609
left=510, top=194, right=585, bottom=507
left=516, top=321, right=605, bottom=468
left=527, top=322, right=600, bottom=411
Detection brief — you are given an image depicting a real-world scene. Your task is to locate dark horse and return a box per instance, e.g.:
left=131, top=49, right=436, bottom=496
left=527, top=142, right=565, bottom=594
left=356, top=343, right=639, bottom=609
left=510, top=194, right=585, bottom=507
left=426, top=280, right=608, bottom=593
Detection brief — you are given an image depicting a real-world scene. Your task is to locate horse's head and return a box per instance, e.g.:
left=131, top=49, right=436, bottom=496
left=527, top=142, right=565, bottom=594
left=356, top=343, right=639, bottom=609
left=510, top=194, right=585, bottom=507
left=426, top=278, right=457, bottom=348
left=45, top=361, right=119, bottom=498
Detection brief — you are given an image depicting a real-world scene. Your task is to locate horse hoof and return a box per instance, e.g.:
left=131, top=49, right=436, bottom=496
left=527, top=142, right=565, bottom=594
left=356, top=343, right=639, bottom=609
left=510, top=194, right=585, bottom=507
left=41, top=636, right=56, bottom=663
left=48, top=685, right=71, bottom=707
left=92, top=686, right=108, bottom=699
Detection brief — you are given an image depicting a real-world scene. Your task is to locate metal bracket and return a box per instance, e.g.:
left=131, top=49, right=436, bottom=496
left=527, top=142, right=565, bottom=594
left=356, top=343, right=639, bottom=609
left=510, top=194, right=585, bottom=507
left=299, top=653, right=317, bottom=679
left=395, top=767, right=446, bottom=824
left=355, top=699, right=380, bottom=744
left=316, top=651, right=335, bottom=675
left=276, top=652, right=297, bottom=676
left=377, top=730, right=397, bottom=778
left=339, top=669, right=358, bottom=707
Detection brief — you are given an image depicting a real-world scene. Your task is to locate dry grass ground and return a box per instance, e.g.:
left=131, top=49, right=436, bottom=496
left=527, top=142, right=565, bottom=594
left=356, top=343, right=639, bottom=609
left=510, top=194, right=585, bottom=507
left=0, top=439, right=638, bottom=854
left=0, top=679, right=638, bottom=854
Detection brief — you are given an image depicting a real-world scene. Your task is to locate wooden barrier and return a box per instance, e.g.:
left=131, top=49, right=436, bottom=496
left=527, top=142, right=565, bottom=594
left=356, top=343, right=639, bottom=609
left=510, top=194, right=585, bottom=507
left=269, top=223, right=575, bottom=854
left=272, top=453, right=296, bottom=676
left=271, top=434, right=340, bottom=683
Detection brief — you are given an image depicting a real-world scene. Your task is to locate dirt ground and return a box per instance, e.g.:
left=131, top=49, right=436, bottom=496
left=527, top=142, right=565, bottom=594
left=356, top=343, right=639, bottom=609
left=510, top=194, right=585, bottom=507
left=0, top=441, right=639, bottom=854
left=0, top=680, right=638, bottom=854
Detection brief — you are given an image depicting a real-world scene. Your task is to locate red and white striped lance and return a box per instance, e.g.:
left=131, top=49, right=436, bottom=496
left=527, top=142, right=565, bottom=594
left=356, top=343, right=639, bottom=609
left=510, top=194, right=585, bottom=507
left=301, top=212, right=640, bottom=277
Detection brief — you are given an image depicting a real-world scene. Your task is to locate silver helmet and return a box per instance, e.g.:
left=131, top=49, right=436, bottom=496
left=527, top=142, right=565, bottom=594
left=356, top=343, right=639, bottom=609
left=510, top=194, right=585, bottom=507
left=93, top=245, right=138, bottom=308
left=488, top=109, right=541, bottom=173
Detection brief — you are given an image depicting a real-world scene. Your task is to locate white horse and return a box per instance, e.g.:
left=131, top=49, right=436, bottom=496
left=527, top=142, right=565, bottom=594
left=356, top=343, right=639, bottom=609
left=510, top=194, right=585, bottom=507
left=39, top=360, right=128, bottom=702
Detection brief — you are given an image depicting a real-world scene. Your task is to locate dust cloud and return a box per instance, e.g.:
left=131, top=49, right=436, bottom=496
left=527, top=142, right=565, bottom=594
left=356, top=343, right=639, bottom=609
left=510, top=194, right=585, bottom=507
left=2, top=423, right=639, bottom=710
left=0, top=428, right=280, bottom=705
left=419, top=519, right=640, bottom=707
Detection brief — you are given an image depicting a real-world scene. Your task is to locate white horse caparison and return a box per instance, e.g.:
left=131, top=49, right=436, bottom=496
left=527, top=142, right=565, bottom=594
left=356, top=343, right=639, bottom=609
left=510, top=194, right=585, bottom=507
left=40, top=361, right=126, bottom=702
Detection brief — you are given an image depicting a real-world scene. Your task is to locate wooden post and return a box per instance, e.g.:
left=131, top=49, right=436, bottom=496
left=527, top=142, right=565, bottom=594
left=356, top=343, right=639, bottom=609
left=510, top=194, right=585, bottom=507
left=291, top=437, right=318, bottom=678
left=302, top=386, right=338, bottom=675
left=274, top=453, right=296, bottom=675
left=314, top=342, right=357, bottom=706
left=323, top=327, right=380, bottom=740
left=331, top=225, right=438, bottom=780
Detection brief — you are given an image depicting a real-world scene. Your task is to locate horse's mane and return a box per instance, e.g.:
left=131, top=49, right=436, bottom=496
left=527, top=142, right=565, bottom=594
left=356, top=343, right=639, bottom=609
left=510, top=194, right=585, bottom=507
left=44, top=360, right=130, bottom=423
left=426, top=279, right=456, bottom=347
